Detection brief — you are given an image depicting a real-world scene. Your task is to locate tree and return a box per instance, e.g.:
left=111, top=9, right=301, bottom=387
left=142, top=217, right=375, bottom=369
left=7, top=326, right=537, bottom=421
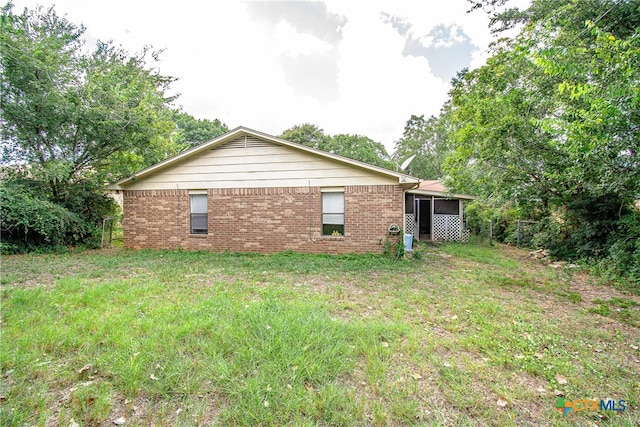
left=444, top=0, right=640, bottom=281
left=393, top=110, right=454, bottom=179
left=279, top=123, right=332, bottom=150
left=328, top=134, right=393, bottom=169
left=280, top=124, right=393, bottom=169
left=1, top=4, right=179, bottom=189
left=171, top=110, right=228, bottom=149
left=0, top=3, right=179, bottom=250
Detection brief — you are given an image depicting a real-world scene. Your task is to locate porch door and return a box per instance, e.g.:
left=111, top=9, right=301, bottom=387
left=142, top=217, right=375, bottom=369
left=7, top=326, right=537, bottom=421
left=415, top=199, right=432, bottom=241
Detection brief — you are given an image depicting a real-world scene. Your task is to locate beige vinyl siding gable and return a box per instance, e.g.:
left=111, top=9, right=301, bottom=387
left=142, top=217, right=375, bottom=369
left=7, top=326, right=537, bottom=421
left=124, top=135, right=398, bottom=190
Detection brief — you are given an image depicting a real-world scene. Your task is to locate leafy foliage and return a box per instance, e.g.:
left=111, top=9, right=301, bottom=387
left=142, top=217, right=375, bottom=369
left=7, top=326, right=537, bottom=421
left=0, top=4, right=180, bottom=250
left=171, top=110, right=228, bottom=149
left=330, top=134, right=393, bottom=169
left=280, top=123, right=394, bottom=169
left=439, top=0, right=640, bottom=283
left=0, top=5, right=180, bottom=187
left=393, top=111, right=454, bottom=179
left=279, top=123, right=331, bottom=149
left=0, top=181, right=92, bottom=252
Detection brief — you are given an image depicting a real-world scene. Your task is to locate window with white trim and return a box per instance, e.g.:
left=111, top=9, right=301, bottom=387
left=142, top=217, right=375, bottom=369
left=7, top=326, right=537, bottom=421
left=189, top=192, right=208, bottom=234
left=322, top=190, right=344, bottom=236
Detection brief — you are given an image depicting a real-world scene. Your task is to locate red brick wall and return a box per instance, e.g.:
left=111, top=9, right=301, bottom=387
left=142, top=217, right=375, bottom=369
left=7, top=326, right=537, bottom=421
left=123, top=185, right=405, bottom=254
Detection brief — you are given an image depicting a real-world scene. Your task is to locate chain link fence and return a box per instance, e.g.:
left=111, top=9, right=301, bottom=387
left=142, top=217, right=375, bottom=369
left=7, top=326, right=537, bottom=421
left=465, top=218, right=494, bottom=246
left=101, top=216, right=124, bottom=248
left=466, top=218, right=542, bottom=248
left=515, top=220, right=540, bottom=248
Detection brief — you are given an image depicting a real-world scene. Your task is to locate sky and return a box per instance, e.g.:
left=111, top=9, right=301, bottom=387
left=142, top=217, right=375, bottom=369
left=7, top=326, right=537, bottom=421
left=10, top=0, right=521, bottom=153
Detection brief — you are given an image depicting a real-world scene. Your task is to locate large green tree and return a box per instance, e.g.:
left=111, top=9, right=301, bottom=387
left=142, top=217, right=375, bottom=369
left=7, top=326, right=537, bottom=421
left=329, top=134, right=393, bottom=169
left=393, top=110, right=455, bottom=179
left=279, top=123, right=332, bottom=149
left=1, top=4, right=179, bottom=190
left=280, top=123, right=393, bottom=169
left=0, top=3, right=180, bottom=250
left=445, top=0, right=639, bottom=280
left=171, top=110, right=228, bottom=149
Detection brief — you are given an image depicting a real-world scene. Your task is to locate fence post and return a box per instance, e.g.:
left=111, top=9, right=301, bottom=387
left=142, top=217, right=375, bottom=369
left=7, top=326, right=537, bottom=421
left=489, top=220, right=493, bottom=246
left=101, top=217, right=112, bottom=248
left=517, top=220, right=521, bottom=247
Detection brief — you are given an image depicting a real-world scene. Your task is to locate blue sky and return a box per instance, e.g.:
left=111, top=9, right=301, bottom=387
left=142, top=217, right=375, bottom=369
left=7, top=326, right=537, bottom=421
left=10, top=0, right=527, bottom=152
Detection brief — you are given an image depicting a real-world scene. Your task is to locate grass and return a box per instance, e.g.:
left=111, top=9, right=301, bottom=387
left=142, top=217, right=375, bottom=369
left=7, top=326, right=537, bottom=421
left=1, top=243, right=639, bottom=426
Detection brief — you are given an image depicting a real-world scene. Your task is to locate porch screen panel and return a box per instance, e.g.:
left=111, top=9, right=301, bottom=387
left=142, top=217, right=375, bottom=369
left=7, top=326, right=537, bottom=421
left=434, top=199, right=459, bottom=215
left=322, top=192, right=344, bottom=235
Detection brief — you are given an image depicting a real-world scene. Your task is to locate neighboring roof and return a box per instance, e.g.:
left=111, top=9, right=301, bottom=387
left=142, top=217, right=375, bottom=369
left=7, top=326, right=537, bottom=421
left=109, top=126, right=421, bottom=190
left=408, top=180, right=475, bottom=200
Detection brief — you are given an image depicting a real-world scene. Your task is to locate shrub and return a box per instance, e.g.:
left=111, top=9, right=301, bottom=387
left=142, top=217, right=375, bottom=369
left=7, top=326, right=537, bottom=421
left=0, top=182, right=91, bottom=252
left=58, top=179, right=118, bottom=226
left=599, top=211, right=640, bottom=289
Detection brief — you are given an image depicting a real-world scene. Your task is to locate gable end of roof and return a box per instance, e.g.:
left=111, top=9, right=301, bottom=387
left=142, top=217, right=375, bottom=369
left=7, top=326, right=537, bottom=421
left=108, top=126, right=420, bottom=189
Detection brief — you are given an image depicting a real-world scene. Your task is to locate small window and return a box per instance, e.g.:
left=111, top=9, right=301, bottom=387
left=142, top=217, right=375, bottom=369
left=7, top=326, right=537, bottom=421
left=434, top=199, right=459, bottom=215
left=322, top=191, right=344, bottom=236
left=190, top=193, right=208, bottom=234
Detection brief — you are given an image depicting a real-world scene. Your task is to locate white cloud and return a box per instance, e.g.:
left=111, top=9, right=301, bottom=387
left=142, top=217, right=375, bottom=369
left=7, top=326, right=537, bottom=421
left=9, top=0, right=514, bottom=152
left=273, top=21, right=334, bottom=57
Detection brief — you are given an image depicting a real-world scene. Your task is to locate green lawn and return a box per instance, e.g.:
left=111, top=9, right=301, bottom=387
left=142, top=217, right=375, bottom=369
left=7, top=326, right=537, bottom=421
left=1, top=243, right=638, bottom=426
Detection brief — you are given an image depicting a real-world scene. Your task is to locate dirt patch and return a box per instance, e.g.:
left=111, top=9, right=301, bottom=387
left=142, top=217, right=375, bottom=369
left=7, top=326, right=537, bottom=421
left=493, top=245, right=640, bottom=321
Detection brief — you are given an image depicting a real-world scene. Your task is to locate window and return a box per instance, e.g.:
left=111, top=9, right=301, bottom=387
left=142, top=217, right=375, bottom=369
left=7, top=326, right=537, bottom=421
left=322, top=191, right=344, bottom=236
left=190, top=193, right=208, bottom=234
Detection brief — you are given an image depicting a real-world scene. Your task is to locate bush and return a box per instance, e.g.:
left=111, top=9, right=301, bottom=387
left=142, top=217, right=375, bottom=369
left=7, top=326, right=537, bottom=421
left=59, top=179, right=118, bottom=226
left=599, top=211, right=640, bottom=289
left=0, top=182, right=91, bottom=253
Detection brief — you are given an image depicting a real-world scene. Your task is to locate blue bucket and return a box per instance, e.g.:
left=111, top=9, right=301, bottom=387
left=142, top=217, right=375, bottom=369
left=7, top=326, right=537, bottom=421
left=404, top=233, right=413, bottom=252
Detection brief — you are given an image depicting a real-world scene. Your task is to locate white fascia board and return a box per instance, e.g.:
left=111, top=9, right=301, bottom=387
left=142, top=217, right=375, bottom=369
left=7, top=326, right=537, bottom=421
left=408, top=189, right=476, bottom=200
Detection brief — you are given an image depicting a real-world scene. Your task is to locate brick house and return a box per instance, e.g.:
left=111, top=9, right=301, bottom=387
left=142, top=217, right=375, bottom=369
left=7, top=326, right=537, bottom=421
left=109, top=127, right=469, bottom=254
